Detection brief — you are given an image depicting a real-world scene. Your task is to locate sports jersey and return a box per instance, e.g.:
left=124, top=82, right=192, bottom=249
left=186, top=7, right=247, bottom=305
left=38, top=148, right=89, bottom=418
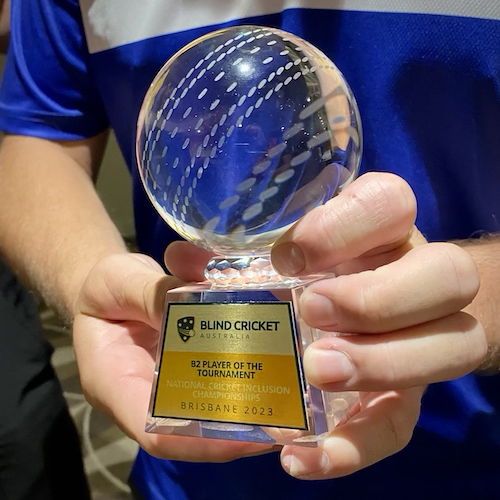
left=1, top=1, right=500, bottom=499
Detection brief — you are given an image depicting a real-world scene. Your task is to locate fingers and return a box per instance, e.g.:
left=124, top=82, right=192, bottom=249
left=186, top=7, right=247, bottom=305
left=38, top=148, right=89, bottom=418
left=164, top=241, right=213, bottom=282
left=271, top=172, right=417, bottom=276
left=281, top=387, right=424, bottom=479
left=300, top=242, right=480, bottom=333
left=295, top=239, right=487, bottom=391
left=303, top=312, right=487, bottom=392
left=74, top=316, right=273, bottom=463
left=77, top=253, right=181, bottom=329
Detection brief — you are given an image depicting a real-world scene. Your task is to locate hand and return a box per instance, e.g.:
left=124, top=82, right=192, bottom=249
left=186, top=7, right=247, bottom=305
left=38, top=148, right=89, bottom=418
left=166, top=172, right=487, bottom=478
left=73, top=253, right=273, bottom=461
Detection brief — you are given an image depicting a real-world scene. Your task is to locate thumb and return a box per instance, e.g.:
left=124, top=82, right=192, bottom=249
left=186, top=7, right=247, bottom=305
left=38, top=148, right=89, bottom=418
left=164, top=240, right=214, bottom=282
left=76, top=253, right=182, bottom=329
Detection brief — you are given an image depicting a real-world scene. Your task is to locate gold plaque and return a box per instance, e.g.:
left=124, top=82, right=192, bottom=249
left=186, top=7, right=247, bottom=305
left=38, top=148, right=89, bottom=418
left=152, top=302, right=308, bottom=429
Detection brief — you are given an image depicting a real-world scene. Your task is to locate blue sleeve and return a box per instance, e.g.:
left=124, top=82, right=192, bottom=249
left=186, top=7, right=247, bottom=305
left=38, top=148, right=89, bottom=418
left=0, top=0, right=108, bottom=140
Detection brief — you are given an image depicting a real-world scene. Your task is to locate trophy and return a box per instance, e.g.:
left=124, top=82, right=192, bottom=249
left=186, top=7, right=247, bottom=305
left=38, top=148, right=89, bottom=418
left=136, top=26, right=362, bottom=445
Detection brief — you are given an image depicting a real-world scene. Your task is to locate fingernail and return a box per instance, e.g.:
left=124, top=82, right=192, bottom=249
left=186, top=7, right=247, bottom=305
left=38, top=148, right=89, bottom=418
left=272, top=242, right=306, bottom=276
left=282, top=452, right=329, bottom=478
left=301, top=292, right=337, bottom=326
left=307, top=347, right=354, bottom=383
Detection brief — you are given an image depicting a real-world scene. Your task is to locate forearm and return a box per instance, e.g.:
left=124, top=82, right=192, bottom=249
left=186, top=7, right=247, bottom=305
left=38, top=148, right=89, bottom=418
left=0, top=133, right=128, bottom=321
left=459, top=235, right=500, bottom=373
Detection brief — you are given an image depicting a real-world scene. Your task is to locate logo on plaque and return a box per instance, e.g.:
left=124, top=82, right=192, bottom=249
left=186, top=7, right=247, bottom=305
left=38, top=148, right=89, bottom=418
left=177, top=316, right=196, bottom=342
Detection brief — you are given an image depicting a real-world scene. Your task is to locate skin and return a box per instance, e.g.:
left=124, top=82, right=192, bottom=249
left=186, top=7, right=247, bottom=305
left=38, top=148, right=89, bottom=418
left=167, top=172, right=489, bottom=477
left=0, top=0, right=497, bottom=482
left=0, top=132, right=495, bottom=478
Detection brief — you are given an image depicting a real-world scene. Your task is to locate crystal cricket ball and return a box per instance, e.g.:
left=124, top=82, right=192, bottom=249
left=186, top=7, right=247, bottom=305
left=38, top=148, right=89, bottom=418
left=136, top=25, right=362, bottom=257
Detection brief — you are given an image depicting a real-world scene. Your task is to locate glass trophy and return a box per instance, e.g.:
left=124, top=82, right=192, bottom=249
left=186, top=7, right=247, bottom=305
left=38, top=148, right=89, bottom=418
left=136, top=26, right=362, bottom=446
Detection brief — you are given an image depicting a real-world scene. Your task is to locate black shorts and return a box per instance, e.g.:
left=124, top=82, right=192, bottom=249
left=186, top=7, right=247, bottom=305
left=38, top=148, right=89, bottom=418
left=0, top=259, right=90, bottom=500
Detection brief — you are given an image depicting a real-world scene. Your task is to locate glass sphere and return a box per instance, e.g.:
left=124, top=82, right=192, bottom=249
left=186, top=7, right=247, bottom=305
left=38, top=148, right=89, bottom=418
left=136, top=25, right=362, bottom=257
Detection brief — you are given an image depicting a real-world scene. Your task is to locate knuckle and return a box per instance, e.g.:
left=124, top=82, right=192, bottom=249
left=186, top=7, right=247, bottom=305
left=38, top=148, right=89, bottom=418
left=313, top=203, right=351, bottom=254
left=337, top=272, right=390, bottom=327
left=456, top=313, right=488, bottom=369
left=378, top=412, right=405, bottom=452
left=431, top=243, right=480, bottom=304
left=351, top=172, right=417, bottom=227
left=377, top=341, right=401, bottom=386
left=378, top=394, right=418, bottom=453
left=356, top=274, right=390, bottom=324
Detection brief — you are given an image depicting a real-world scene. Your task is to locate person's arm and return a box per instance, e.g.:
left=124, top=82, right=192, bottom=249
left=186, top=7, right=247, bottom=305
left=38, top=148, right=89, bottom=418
left=0, top=133, right=127, bottom=321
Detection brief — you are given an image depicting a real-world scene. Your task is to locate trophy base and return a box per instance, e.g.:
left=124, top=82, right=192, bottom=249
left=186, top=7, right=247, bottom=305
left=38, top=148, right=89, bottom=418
left=146, top=281, right=358, bottom=447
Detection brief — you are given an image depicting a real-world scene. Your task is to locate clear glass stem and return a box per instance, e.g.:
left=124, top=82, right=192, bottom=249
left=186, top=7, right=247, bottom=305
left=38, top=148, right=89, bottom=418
left=204, top=256, right=299, bottom=288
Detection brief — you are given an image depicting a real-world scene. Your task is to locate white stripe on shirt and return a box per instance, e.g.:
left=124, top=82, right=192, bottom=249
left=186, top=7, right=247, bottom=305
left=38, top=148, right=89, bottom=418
left=80, top=0, right=500, bottom=53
